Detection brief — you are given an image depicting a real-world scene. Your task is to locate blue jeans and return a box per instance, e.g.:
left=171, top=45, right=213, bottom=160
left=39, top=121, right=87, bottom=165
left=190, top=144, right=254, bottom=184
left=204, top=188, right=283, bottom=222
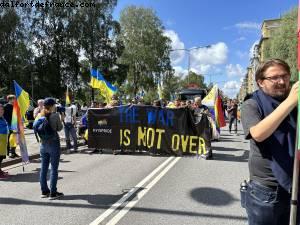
left=229, top=117, right=237, bottom=133
left=245, top=180, right=293, bottom=225
left=40, top=137, right=61, bottom=194
left=64, top=123, right=77, bottom=150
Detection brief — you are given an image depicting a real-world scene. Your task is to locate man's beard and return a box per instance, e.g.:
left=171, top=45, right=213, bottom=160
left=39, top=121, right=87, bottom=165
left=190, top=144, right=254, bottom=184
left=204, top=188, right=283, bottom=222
left=270, top=84, right=289, bottom=101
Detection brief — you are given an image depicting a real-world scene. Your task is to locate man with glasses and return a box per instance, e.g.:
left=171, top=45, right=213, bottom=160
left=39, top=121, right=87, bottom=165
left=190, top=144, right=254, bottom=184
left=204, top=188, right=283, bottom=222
left=241, top=59, right=299, bottom=225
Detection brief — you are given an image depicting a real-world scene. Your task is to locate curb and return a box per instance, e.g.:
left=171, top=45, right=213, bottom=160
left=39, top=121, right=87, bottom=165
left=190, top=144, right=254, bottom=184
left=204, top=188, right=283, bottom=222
left=2, top=142, right=86, bottom=168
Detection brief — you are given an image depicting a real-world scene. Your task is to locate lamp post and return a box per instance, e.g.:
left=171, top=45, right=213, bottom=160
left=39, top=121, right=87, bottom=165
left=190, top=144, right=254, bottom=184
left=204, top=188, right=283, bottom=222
left=171, top=45, right=211, bottom=84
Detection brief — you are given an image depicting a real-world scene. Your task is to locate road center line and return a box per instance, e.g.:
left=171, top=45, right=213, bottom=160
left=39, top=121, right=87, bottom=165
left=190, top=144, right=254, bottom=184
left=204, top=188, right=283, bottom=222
left=89, top=156, right=176, bottom=225
left=106, top=157, right=181, bottom=225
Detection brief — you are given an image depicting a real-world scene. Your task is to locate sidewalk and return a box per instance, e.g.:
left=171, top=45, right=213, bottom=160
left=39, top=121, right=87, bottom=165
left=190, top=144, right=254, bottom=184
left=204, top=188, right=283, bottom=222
left=2, top=129, right=86, bottom=167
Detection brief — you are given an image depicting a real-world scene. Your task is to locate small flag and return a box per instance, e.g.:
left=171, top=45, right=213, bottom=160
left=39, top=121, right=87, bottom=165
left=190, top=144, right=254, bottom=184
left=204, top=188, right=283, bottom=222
left=13, top=81, right=30, bottom=119
left=12, top=98, right=29, bottom=163
left=90, top=69, right=117, bottom=103
left=66, top=86, right=71, bottom=105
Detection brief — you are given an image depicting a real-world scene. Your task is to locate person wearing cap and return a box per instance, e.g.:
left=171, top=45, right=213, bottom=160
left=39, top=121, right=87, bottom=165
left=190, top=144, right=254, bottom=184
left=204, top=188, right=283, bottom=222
left=33, top=97, right=65, bottom=200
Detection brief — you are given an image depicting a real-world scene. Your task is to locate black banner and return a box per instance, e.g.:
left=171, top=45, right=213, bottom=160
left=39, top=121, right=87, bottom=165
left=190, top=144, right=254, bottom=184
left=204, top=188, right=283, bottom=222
left=88, top=105, right=211, bottom=155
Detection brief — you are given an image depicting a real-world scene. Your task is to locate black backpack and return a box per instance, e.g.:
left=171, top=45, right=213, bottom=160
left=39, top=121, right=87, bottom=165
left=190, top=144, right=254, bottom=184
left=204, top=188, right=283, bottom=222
left=33, top=115, right=55, bottom=140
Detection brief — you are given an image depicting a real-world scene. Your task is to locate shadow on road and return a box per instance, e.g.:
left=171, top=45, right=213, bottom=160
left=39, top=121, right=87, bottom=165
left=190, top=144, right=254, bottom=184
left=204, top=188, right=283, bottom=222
left=212, top=149, right=249, bottom=162
left=190, top=187, right=237, bottom=206
left=0, top=196, right=247, bottom=221
left=29, top=159, right=71, bottom=164
left=1, top=169, right=75, bottom=183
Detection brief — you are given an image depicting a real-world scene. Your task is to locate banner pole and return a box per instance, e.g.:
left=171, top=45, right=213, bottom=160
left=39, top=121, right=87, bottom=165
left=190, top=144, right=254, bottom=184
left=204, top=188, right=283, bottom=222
left=290, top=3, right=300, bottom=223
left=290, top=126, right=300, bottom=225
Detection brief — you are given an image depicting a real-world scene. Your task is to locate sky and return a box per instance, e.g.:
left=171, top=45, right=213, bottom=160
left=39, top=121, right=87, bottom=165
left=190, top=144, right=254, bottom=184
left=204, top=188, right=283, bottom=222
left=113, top=0, right=298, bottom=98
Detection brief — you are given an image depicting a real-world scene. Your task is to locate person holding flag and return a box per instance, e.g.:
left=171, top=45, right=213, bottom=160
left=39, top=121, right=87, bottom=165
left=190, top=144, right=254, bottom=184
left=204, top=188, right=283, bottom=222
left=241, top=59, right=299, bottom=225
left=4, top=94, right=19, bottom=158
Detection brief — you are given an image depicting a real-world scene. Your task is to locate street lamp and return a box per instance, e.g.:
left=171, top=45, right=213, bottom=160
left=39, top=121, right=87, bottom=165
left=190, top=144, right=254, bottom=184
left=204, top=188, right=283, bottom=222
left=171, top=45, right=211, bottom=84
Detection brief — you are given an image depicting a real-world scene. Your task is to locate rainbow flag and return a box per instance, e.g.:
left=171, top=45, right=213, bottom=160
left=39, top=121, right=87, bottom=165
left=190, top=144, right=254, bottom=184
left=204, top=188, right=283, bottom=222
left=215, top=95, right=226, bottom=128
left=14, top=80, right=30, bottom=119
left=12, top=82, right=29, bottom=163
left=202, top=85, right=226, bottom=129
left=90, top=69, right=117, bottom=103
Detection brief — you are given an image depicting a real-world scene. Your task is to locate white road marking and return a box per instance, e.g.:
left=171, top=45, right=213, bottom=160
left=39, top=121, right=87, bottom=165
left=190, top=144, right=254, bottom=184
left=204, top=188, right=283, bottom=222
left=89, top=156, right=176, bottom=225
left=106, top=157, right=181, bottom=225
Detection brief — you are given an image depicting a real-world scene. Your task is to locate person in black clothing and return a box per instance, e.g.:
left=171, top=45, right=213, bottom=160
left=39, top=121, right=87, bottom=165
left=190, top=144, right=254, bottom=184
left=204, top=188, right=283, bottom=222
left=227, top=99, right=238, bottom=134
left=4, top=95, right=19, bottom=158
left=241, top=59, right=299, bottom=225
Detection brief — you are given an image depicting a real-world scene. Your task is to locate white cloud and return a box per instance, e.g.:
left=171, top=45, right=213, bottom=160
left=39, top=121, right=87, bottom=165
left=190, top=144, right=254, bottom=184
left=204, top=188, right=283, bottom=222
left=234, top=36, right=246, bottom=42
left=222, top=80, right=241, bottom=98
left=226, top=64, right=245, bottom=77
left=187, top=42, right=228, bottom=74
left=235, top=22, right=260, bottom=30
left=173, top=66, right=188, bottom=78
left=163, top=30, right=185, bottom=65
left=190, top=42, right=228, bottom=65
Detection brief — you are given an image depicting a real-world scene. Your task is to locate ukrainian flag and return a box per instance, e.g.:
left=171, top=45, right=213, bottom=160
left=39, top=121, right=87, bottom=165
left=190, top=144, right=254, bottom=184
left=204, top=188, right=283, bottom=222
left=0, top=118, right=8, bottom=156
left=90, top=69, right=117, bottom=103
left=13, top=80, right=30, bottom=119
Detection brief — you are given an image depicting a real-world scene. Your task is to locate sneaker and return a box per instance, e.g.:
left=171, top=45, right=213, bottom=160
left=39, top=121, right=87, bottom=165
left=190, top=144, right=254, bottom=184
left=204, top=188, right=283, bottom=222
left=0, top=170, right=8, bottom=175
left=40, top=191, right=50, bottom=198
left=49, top=192, right=64, bottom=200
left=0, top=173, right=9, bottom=179
left=92, top=149, right=103, bottom=154
left=200, top=154, right=213, bottom=160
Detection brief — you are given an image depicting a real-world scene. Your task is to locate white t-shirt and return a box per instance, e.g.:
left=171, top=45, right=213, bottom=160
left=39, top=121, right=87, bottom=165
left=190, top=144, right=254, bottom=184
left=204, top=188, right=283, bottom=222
left=64, top=106, right=77, bottom=123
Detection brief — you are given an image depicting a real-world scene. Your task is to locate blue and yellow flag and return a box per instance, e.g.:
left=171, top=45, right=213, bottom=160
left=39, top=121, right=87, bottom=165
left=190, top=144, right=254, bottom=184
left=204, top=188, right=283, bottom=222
left=90, top=69, right=117, bottom=103
left=13, top=80, right=30, bottom=119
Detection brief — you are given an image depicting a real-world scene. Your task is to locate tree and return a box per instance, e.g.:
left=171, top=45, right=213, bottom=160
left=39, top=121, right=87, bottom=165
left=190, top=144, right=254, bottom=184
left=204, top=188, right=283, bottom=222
left=119, top=6, right=173, bottom=98
left=78, top=0, right=125, bottom=101
left=162, top=70, right=180, bottom=100
left=265, top=7, right=297, bottom=81
left=30, top=4, right=81, bottom=99
left=180, top=71, right=207, bottom=89
left=0, top=8, right=33, bottom=96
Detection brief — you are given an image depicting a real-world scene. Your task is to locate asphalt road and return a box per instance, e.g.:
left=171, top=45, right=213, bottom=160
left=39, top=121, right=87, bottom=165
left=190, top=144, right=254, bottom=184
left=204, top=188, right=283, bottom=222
left=0, top=124, right=249, bottom=225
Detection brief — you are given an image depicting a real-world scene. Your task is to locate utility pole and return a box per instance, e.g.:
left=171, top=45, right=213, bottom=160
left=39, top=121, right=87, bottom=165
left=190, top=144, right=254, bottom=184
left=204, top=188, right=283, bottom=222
left=171, top=45, right=211, bottom=85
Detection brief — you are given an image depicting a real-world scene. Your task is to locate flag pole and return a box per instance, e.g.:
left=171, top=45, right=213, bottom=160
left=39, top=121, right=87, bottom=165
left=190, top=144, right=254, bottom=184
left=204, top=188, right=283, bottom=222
left=290, top=127, right=300, bottom=224
left=289, top=2, right=300, bottom=224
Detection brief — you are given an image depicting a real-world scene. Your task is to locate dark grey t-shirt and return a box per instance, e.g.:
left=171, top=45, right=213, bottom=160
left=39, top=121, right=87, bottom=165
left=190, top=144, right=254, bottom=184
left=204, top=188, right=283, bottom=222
left=241, top=99, right=277, bottom=187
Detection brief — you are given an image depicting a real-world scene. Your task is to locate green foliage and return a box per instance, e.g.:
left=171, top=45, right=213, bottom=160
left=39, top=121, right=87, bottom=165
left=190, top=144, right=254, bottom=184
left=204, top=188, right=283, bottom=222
left=266, top=7, right=297, bottom=81
left=0, top=8, right=33, bottom=95
left=162, top=71, right=180, bottom=100
left=0, top=0, right=123, bottom=102
left=119, top=6, right=173, bottom=96
left=143, top=88, right=159, bottom=104
left=180, top=71, right=207, bottom=89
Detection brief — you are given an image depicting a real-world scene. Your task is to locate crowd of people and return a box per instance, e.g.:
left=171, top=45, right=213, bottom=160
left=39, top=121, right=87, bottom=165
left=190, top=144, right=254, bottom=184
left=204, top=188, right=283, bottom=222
left=0, top=80, right=239, bottom=202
